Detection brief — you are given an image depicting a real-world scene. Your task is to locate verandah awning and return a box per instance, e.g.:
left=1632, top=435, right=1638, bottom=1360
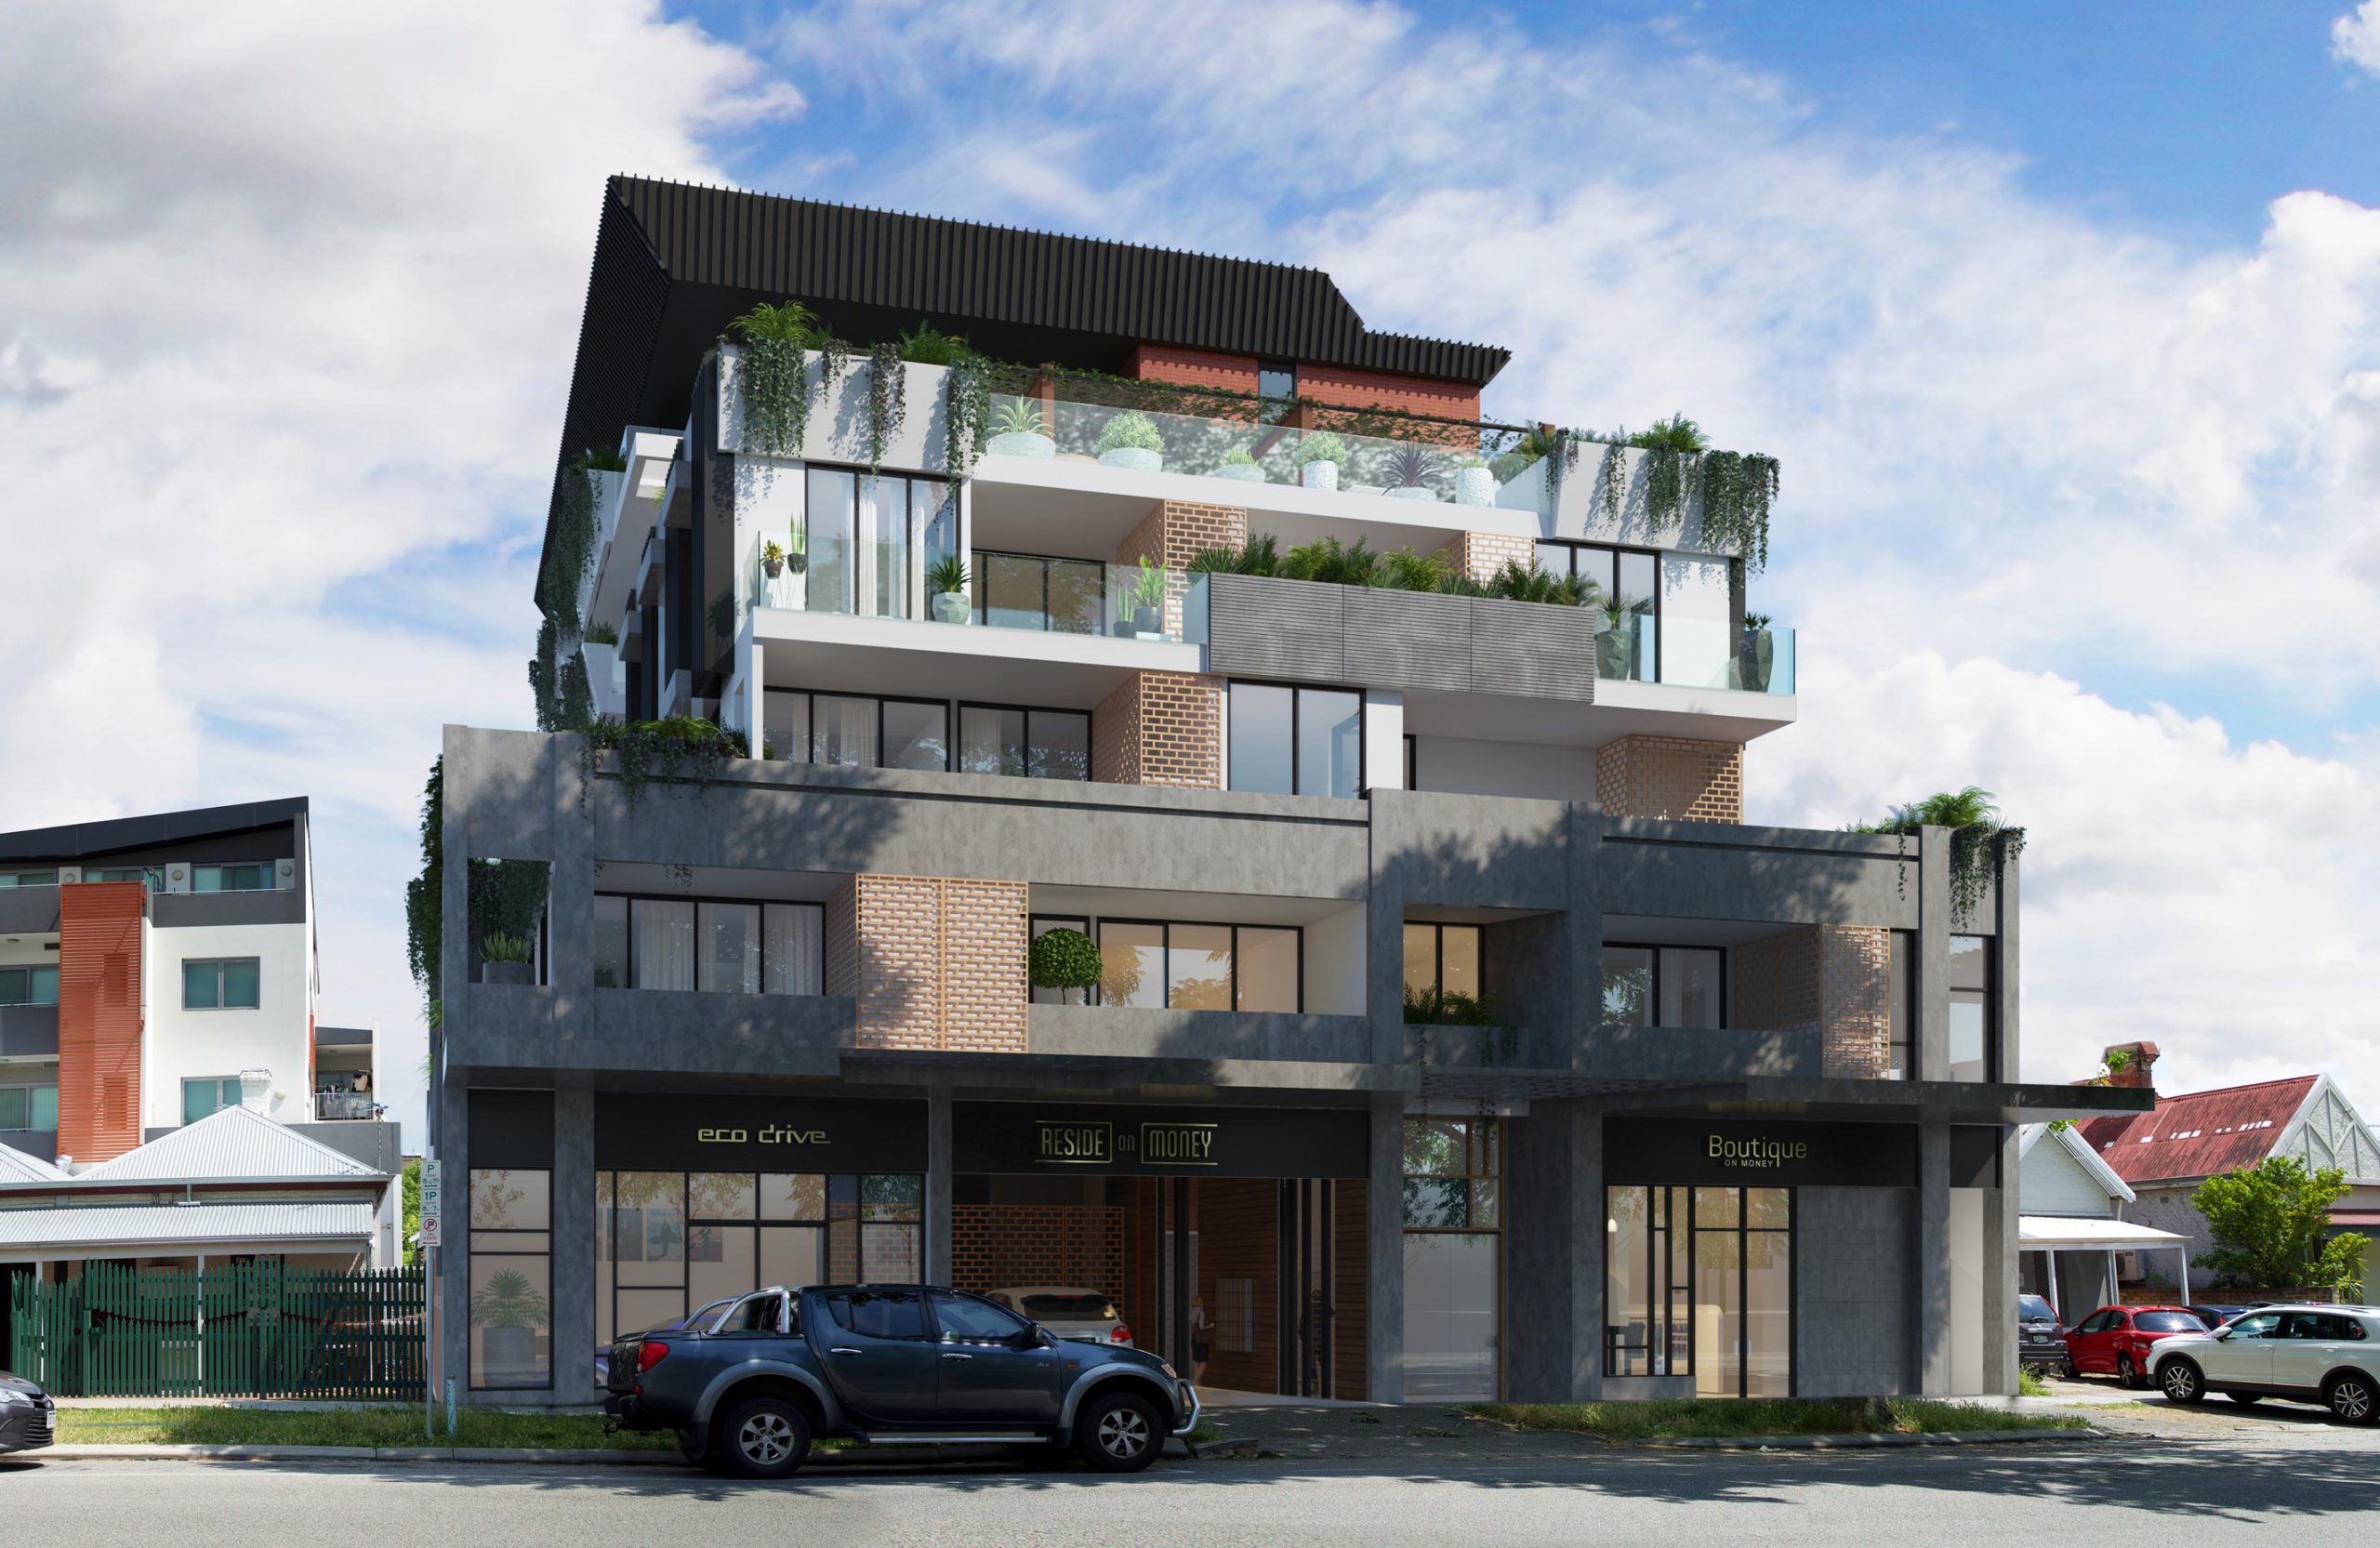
left=2018, top=1215, right=2189, bottom=1250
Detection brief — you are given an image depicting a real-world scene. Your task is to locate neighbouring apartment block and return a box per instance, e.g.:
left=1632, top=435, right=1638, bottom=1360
left=430, top=178, right=2145, bottom=1406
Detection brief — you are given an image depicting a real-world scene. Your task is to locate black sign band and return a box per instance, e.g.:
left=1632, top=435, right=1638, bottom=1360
left=1605, top=1118, right=1918, bottom=1188
left=956, top=1103, right=1367, bottom=1178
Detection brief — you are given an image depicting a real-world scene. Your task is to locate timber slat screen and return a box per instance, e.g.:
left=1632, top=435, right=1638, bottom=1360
left=7, top=1264, right=426, bottom=1399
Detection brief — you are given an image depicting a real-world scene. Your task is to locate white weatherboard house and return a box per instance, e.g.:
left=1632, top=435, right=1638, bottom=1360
left=2016, top=1121, right=2189, bottom=1318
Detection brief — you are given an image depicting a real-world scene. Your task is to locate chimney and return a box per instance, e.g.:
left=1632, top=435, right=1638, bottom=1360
left=2103, top=1041, right=2159, bottom=1091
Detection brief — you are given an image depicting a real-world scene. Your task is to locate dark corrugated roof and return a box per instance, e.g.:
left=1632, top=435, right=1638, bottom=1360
left=2075, top=1076, right=2320, bottom=1184
left=0, top=799, right=309, bottom=863
left=539, top=177, right=1511, bottom=596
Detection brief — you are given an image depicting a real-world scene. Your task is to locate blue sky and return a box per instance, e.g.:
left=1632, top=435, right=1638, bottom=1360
left=7, top=0, right=2380, bottom=1145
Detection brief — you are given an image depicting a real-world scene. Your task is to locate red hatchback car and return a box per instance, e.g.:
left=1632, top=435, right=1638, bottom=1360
left=2064, top=1304, right=2210, bottom=1387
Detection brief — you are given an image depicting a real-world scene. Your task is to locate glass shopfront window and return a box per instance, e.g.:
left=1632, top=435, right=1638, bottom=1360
left=1604, top=1184, right=1791, bottom=1396
left=1402, top=1117, right=1501, bottom=1400
left=1949, top=935, right=1995, bottom=1081
left=595, top=1168, right=923, bottom=1366
left=470, top=1168, right=553, bottom=1390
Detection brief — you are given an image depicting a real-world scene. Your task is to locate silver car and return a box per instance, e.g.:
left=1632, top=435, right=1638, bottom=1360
left=988, top=1286, right=1135, bottom=1346
left=2149, top=1303, right=2380, bottom=1423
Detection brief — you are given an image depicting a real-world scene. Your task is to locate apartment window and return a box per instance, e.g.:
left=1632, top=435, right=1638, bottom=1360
left=1949, top=934, right=1995, bottom=1081
left=1404, top=734, right=1418, bottom=791
left=958, top=705, right=1091, bottom=781
left=800, top=468, right=948, bottom=620
left=594, top=895, right=823, bottom=995
left=83, top=867, right=153, bottom=884
left=0, top=870, right=59, bottom=889
left=182, top=1077, right=244, bottom=1124
left=0, top=966, right=59, bottom=1006
left=1541, top=541, right=1659, bottom=681
left=193, top=862, right=274, bottom=893
left=1403, top=923, right=1483, bottom=1001
left=762, top=690, right=949, bottom=772
left=1228, top=682, right=1361, bottom=798
left=975, top=552, right=1105, bottom=635
left=1095, top=920, right=1302, bottom=1012
left=1601, top=945, right=1723, bottom=1029
left=1258, top=361, right=1297, bottom=424
left=182, top=957, right=261, bottom=1011
left=0, top=1084, right=58, bottom=1131
left=470, top=1168, right=553, bottom=1390
left=1887, top=932, right=1915, bottom=1078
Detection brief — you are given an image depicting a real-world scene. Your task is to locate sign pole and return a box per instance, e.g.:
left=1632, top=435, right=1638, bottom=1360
left=419, top=1157, right=443, bottom=1442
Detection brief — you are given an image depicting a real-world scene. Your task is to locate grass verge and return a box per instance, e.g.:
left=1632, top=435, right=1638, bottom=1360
left=2016, top=1368, right=2054, bottom=1398
left=56, top=1406, right=674, bottom=1450
left=1465, top=1397, right=2087, bottom=1440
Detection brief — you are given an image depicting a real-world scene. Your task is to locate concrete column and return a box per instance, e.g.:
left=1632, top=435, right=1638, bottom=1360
left=1994, top=843, right=2020, bottom=1079
left=1915, top=1121, right=1951, bottom=1394
left=1365, top=818, right=1408, bottom=1065
left=1501, top=1100, right=1605, bottom=1401
left=1367, top=1099, right=1405, bottom=1403
left=1916, top=827, right=1951, bottom=1079
left=435, top=1080, right=470, bottom=1407
left=927, top=1087, right=953, bottom=1283
left=1986, top=1126, right=2018, bottom=1394
left=553, top=1088, right=596, bottom=1403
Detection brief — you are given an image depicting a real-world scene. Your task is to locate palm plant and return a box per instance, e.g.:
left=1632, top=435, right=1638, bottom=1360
left=1629, top=414, right=1710, bottom=454
left=1853, top=786, right=2028, bottom=924
left=926, top=554, right=972, bottom=597
left=1376, top=546, right=1453, bottom=593
left=897, top=320, right=972, bottom=365
left=470, top=1267, right=549, bottom=1330
left=1280, top=536, right=1378, bottom=587
left=731, top=300, right=820, bottom=348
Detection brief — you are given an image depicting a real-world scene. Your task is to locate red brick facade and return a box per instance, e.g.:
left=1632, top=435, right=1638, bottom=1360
left=1131, top=345, right=1262, bottom=398
left=1729, top=924, right=1893, bottom=1078
left=1436, top=529, right=1539, bottom=584
left=1301, top=363, right=1481, bottom=425
left=949, top=1203, right=1127, bottom=1303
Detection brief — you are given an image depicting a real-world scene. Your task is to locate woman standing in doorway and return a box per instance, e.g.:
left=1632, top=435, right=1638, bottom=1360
left=1190, top=1296, right=1213, bottom=1385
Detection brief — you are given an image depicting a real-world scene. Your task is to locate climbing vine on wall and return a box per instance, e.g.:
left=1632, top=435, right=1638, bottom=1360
left=575, top=715, right=747, bottom=812
left=864, top=341, right=907, bottom=471
left=1855, top=787, right=2027, bottom=925
left=1699, top=451, right=1780, bottom=574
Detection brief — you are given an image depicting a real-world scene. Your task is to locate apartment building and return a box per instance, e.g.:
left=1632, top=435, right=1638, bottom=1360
left=0, top=801, right=399, bottom=1282
left=432, top=177, right=2149, bottom=1404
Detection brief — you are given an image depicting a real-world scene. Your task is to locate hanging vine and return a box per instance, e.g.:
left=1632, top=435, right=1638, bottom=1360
left=944, top=351, right=993, bottom=485
left=1699, top=450, right=1780, bottom=574
left=864, top=341, right=907, bottom=471
left=575, top=715, right=748, bottom=812
left=1853, top=787, right=2026, bottom=926
left=728, top=302, right=819, bottom=459
left=1597, top=440, right=1627, bottom=526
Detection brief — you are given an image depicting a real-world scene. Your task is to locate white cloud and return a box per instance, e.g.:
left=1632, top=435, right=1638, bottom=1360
left=2337, top=1, right=2380, bottom=77
left=0, top=1, right=798, bottom=1148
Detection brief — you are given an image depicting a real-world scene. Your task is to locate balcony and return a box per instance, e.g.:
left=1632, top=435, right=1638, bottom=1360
left=1595, top=614, right=1796, bottom=695
left=313, top=1092, right=383, bottom=1122
left=1204, top=573, right=1595, bottom=702
left=0, top=1003, right=59, bottom=1059
left=751, top=544, right=1206, bottom=646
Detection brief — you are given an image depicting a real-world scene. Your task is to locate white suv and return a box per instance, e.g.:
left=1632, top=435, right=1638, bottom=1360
left=2149, top=1304, right=2380, bottom=1423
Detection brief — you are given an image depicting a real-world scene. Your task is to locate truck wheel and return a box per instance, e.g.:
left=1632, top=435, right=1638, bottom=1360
left=720, top=1396, right=813, bottom=1479
left=1076, top=1390, right=1163, bottom=1473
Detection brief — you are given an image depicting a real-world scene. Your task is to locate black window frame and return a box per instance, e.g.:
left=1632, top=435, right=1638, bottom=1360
left=1092, top=917, right=1304, bottom=1013
left=1600, top=942, right=1726, bottom=1029
left=763, top=687, right=953, bottom=773
left=970, top=549, right=1113, bottom=636
left=0, top=965, right=59, bottom=1007
left=1403, top=921, right=1487, bottom=1000
left=956, top=700, right=1093, bottom=782
left=592, top=892, right=825, bottom=995
left=1948, top=933, right=1997, bottom=1082
left=1540, top=538, right=1665, bottom=679
left=1225, top=679, right=1366, bottom=799
left=468, top=1164, right=555, bottom=1392
left=1403, top=733, right=1418, bottom=791
left=799, top=463, right=952, bottom=620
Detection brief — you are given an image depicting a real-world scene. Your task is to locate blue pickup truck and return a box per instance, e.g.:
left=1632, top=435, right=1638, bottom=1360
left=605, top=1283, right=1201, bottom=1478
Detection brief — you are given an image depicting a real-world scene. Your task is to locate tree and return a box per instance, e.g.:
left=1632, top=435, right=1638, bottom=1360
left=2190, top=1157, right=2368, bottom=1294
left=401, top=1157, right=421, bottom=1267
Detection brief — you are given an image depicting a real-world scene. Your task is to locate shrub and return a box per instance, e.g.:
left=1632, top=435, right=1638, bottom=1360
left=1030, top=928, right=1104, bottom=995
left=1292, top=430, right=1348, bottom=468
left=1094, top=410, right=1165, bottom=456
left=480, top=932, right=532, bottom=965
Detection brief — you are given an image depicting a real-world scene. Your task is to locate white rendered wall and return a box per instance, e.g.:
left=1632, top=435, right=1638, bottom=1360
left=1409, top=736, right=1596, bottom=801
left=1363, top=691, right=1405, bottom=790
left=141, top=921, right=312, bottom=1131
left=1303, top=904, right=1368, bottom=1016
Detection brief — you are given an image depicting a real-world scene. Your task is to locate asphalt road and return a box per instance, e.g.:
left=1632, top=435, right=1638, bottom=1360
left=4, top=1444, right=2373, bottom=1547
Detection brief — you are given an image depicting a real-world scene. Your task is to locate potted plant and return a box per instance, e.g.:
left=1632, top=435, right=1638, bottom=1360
left=481, top=933, right=534, bottom=986
left=1112, top=589, right=1137, bottom=638
left=761, top=538, right=786, bottom=579
left=1129, top=557, right=1168, bottom=638
left=1029, top=927, right=1104, bottom=1005
left=928, top=554, right=972, bottom=625
left=1453, top=455, right=1496, bottom=507
left=470, top=1266, right=549, bottom=1386
left=1293, top=430, right=1347, bottom=490
left=987, top=398, right=1056, bottom=459
left=1597, top=594, right=1641, bottom=681
left=1384, top=443, right=1442, bottom=500
left=1094, top=410, right=1166, bottom=471
left=1214, top=446, right=1266, bottom=483
left=1739, top=610, right=1775, bottom=693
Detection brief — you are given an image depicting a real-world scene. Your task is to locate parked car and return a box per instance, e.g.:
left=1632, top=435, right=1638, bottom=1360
left=987, top=1286, right=1135, bottom=1346
left=596, top=1296, right=739, bottom=1386
left=0, top=1370, right=55, bottom=1455
left=605, top=1283, right=1198, bottom=1479
left=2018, top=1294, right=2065, bottom=1370
left=2062, top=1304, right=2209, bottom=1387
left=2187, top=1303, right=2253, bottom=1329
left=2149, top=1304, right=2380, bottom=1424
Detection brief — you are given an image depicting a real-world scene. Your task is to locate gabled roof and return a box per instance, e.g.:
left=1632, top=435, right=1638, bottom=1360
left=2076, top=1076, right=2321, bottom=1184
left=0, top=1201, right=373, bottom=1253
left=0, top=1144, right=68, bottom=1186
left=73, top=1105, right=387, bottom=1185
left=2017, top=1121, right=2135, bottom=1204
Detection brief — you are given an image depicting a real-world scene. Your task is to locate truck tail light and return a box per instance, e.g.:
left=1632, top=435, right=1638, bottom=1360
left=637, top=1340, right=671, bottom=1372
left=1110, top=1324, right=1132, bottom=1343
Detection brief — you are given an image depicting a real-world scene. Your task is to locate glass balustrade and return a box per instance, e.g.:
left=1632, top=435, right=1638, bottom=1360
left=1596, top=616, right=1795, bottom=695
left=749, top=545, right=1206, bottom=646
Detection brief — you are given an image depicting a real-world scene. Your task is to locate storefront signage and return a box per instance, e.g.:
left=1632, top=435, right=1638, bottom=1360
left=959, top=1103, right=1364, bottom=1178
left=595, top=1093, right=926, bottom=1172
left=1606, top=1118, right=1916, bottom=1188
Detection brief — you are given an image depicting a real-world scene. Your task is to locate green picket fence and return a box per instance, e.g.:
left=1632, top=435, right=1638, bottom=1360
left=8, top=1262, right=426, bottom=1399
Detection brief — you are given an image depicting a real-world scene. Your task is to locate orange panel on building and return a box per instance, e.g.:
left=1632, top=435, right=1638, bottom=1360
left=58, top=881, right=144, bottom=1162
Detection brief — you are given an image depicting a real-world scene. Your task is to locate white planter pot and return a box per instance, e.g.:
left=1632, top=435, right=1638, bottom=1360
left=1455, top=467, right=1496, bottom=506
left=1212, top=462, right=1267, bottom=482
left=1098, top=446, right=1163, bottom=472
left=1300, top=459, right=1340, bottom=491
left=1386, top=485, right=1439, bottom=501
left=988, top=430, right=1056, bottom=459
left=932, top=592, right=971, bottom=625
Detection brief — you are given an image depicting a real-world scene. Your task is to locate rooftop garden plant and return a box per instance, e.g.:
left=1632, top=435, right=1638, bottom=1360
left=1853, top=786, right=2027, bottom=924
left=1094, top=409, right=1166, bottom=456
left=480, top=932, right=532, bottom=965
left=729, top=300, right=821, bottom=460
left=991, top=398, right=1048, bottom=437
left=897, top=320, right=972, bottom=365
left=1291, top=430, right=1348, bottom=469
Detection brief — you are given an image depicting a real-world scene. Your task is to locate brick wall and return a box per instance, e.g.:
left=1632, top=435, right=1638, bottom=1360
left=1594, top=734, right=1744, bottom=823
left=1091, top=671, right=1223, bottom=787
left=1115, top=499, right=1248, bottom=570
left=1729, top=924, right=1892, bottom=1078
left=1302, top=364, right=1482, bottom=428
left=1132, top=345, right=1262, bottom=399
left=58, top=880, right=144, bottom=1161
left=822, top=873, right=1028, bottom=1052
left=949, top=1203, right=1127, bottom=1301
left=1435, top=529, right=1539, bottom=584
